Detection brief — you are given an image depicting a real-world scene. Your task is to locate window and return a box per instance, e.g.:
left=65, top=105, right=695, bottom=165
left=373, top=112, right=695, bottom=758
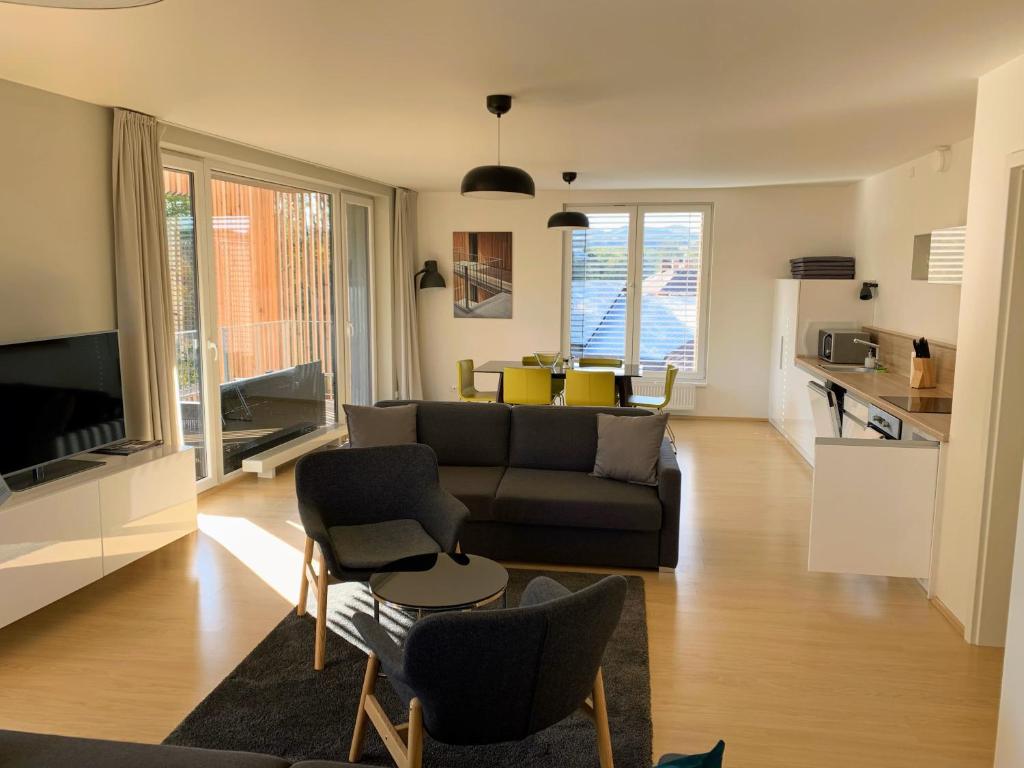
left=565, top=204, right=712, bottom=380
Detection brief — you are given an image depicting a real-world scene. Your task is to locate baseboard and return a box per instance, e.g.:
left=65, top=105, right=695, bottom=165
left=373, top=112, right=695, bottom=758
left=930, top=595, right=966, bottom=637
left=669, top=415, right=769, bottom=422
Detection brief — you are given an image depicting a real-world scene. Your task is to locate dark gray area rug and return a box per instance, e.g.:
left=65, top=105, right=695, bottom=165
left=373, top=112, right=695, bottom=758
left=164, top=569, right=652, bottom=768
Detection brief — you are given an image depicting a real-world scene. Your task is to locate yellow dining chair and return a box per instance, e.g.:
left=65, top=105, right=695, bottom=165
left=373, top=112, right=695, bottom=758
left=503, top=367, right=554, bottom=405
left=456, top=359, right=498, bottom=403
left=627, top=364, right=678, bottom=450
left=521, top=355, right=565, bottom=404
left=564, top=370, right=617, bottom=407
left=578, top=356, right=623, bottom=367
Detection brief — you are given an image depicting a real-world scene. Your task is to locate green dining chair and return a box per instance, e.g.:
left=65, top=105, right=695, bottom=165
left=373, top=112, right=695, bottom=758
left=578, top=356, right=623, bottom=367
left=564, top=370, right=617, bottom=407
left=521, top=354, right=565, bottom=404
left=627, top=364, right=678, bottom=451
left=456, top=359, right=498, bottom=403
left=503, top=367, right=554, bottom=405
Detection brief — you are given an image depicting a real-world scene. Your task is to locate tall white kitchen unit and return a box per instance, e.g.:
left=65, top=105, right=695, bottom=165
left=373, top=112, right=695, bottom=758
left=768, top=279, right=875, bottom=465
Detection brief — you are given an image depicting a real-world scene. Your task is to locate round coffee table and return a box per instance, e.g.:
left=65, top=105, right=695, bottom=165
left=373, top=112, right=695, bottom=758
left=369, top=553, right=509, bottom=620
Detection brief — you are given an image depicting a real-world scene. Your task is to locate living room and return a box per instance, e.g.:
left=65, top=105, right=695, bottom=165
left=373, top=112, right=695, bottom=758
left=2, top=2, right=1024, bottom=767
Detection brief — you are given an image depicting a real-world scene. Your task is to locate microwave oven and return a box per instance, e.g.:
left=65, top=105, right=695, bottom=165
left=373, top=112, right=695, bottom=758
left=818, top=329, right=871, bottom=364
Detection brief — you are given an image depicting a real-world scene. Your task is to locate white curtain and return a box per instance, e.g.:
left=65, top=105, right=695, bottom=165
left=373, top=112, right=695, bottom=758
left=112, top=109, right=180, bottom=444
left=392, top=187, right=424, bottom=399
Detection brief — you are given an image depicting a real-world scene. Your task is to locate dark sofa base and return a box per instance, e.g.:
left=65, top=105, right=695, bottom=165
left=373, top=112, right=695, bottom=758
left=461, top=520, right=661, bottom=570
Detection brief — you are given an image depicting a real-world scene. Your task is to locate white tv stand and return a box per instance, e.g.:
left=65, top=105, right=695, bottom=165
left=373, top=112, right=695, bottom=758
left=0, top=446, right=197, bottom=628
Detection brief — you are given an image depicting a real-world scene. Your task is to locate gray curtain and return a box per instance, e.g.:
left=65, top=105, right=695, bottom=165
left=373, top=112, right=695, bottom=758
left=392, top=187, right=424, bottom=399
left=112, top=109, right=180, bottom=444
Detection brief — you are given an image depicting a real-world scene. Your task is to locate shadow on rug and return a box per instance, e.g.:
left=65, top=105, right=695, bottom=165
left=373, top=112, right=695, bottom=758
left=164, top=569, right=652, bottom=768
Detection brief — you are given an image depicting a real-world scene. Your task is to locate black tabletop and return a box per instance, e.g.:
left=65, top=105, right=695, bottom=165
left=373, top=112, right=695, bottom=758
left=369, top=553, right=509, bottom=612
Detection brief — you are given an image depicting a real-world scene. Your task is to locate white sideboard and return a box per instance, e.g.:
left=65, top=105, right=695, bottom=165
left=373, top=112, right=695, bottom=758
left=0, top=447, right=197, bottom=628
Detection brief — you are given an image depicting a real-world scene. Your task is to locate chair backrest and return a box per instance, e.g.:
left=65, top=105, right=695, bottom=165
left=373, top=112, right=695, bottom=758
left=658, top=364, right=679, bottom=408
left=295, top=444, right=441, bottom=530
left=564, top=369, right=616, bottom=406
left=534, top=351, right=561, bottom=367
left=455, top=359, right=475, bottom=399
left=403, top=575, right=628, bottom=745
left=578, top=356, right=623, bottom=367
left=520, top=355, right=540, bottom=366
left=503, top=367, right=552, bottom=405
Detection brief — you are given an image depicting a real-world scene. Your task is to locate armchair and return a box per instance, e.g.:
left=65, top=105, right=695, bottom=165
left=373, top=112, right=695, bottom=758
left=349, top=575, right=627, bottom=768
left=295, top=444, right=469, bottom=670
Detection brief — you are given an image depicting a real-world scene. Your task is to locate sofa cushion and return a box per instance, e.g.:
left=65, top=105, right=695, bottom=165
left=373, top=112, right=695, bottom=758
left=329, top=519, right=440, bottom=569
left=593, top=412, right=669, bottom=485
left=0, top=729, right=292, bottom=768
left=494, top=467, right=662, bottom=531
left=377, top=400, right=511, bottom=466
left=508, top=405, right=651, bottom=472
left=438, top=465, right=505, bottom=521
left=344, top=403, right=417, bottom=448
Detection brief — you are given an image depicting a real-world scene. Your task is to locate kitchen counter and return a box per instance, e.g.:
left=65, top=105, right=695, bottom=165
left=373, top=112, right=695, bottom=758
left=795, top=356, right=952, bottom=441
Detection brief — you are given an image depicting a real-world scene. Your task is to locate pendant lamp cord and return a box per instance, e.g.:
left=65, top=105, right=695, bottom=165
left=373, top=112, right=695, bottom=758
left=496, top=115, right=501, bottom=166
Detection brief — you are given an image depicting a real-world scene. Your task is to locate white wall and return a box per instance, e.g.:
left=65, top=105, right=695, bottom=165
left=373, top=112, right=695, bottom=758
left=996, top=461, right=1024, bottom=766
left=855, top=137, right=971, bottom=343
left=0, top=78, right=114, bottom=343
left=936, top=53, right=1024, bottom=645
left=416, top=184, right=855, bottom=416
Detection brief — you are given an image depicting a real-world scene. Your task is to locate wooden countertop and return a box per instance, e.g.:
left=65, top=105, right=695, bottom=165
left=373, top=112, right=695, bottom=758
left=795, top=356, right=952, bottom=441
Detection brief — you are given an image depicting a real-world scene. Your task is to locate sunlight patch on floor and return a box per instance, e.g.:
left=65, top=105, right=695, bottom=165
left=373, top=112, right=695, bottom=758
left=198, top=513, right=303, bottom=603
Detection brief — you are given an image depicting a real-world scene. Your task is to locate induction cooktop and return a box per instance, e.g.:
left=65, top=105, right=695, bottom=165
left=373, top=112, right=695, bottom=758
left=880, top=395, right=953, bottom=414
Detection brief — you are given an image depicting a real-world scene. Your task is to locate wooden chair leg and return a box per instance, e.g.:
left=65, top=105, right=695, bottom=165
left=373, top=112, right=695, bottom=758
left=349, top=652, right=380, bottom=762
left=314, top=549, right=329, bottom=671
left=297, top=536, right=314, bottom=616
left=592, top=667, right=614, bottom=768
left=407, top=698, right=424, bottom=768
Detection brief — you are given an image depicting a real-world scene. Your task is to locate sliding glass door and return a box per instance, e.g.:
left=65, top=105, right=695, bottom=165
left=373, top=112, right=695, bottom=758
left=163, top=164, right=211, bottom=483
left=209, top=174, right=339, bottom=474
left=162, top=154, right=376, bottom=486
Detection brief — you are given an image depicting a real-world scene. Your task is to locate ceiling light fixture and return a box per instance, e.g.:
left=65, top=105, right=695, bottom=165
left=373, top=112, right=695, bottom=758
left=460, top=95, right=535, bottom=199
left=0, top=0, right=163, bottom=7
left=547, top=172, right=590, bottom=230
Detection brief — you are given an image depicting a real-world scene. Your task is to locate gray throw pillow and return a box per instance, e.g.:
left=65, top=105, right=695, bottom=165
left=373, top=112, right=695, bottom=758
left=592, top=412, right=668, bottom=485
left=343, top=403, right=418, bottom=448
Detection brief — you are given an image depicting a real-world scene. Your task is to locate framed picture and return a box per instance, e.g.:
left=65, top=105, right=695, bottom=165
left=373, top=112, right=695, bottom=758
left=452, top=231, right=512, bottom=319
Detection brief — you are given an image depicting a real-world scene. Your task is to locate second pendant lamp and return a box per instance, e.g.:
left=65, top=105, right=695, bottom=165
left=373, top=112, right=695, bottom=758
left=460, top=95, right=535, bottom=199
left=547, top=172, right=590, bottom=230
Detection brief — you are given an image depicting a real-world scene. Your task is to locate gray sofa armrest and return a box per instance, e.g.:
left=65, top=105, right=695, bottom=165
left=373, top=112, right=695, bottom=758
left=657, top=438, right=681, bottom=569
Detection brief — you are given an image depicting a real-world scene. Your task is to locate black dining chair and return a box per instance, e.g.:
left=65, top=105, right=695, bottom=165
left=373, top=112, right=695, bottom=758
left=295, top=444, right=469, bottom=670
left=349, top=574, right=628, bottom=768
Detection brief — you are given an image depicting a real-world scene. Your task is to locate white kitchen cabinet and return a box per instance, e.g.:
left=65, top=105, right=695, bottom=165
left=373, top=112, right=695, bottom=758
left=809, top=437, right=940, bottom=578
left=768, top=279, right=875, bottom=466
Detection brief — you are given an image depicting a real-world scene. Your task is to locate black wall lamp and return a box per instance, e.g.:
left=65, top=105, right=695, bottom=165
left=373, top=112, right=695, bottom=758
left=860, top=281, right=879, bottom=300
left=415, top=260, right=446, bottom=289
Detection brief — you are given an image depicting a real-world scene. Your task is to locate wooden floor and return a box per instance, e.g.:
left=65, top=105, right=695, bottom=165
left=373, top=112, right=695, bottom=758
left=0, top=419, right=1005, bottom=767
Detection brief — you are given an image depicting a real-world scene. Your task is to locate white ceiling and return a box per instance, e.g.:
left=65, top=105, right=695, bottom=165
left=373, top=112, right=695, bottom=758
left=2, top=0, right=1024, bottom=191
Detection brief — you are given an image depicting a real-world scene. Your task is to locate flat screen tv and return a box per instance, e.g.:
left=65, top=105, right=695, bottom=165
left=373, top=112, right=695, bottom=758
left=0, top=331, right=125, bottom=483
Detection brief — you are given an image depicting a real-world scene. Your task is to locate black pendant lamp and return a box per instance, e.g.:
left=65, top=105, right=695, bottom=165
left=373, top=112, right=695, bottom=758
left=547, top=172, right=590, bottom=230
left=460, top=95, right=536, bottom=199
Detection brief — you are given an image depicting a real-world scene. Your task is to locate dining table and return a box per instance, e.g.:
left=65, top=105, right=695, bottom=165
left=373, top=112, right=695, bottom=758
left=473, top=359, right=643, bottom=405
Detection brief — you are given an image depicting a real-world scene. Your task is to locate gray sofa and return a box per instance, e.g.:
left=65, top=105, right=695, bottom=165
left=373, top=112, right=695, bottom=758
left=376, top=401, right=681, bottom=570
left=0, top=729, right=362, bottom=768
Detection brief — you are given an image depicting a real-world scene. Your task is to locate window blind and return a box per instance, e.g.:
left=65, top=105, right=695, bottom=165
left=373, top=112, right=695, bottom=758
left=927, top=225, right=966, bottom=284
left=569, top=211, right=631, bottom=359
left=637, top=210, right=706, bottom=373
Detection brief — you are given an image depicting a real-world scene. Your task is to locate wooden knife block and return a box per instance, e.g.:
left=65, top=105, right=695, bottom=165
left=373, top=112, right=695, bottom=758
left=910, top=357, right=936, bottom=389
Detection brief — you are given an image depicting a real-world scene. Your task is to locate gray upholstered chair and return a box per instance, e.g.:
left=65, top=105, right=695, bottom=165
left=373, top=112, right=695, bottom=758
left=295, top=444, right=469, bottom=670
left=349, top=575, right=627, bottom=768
